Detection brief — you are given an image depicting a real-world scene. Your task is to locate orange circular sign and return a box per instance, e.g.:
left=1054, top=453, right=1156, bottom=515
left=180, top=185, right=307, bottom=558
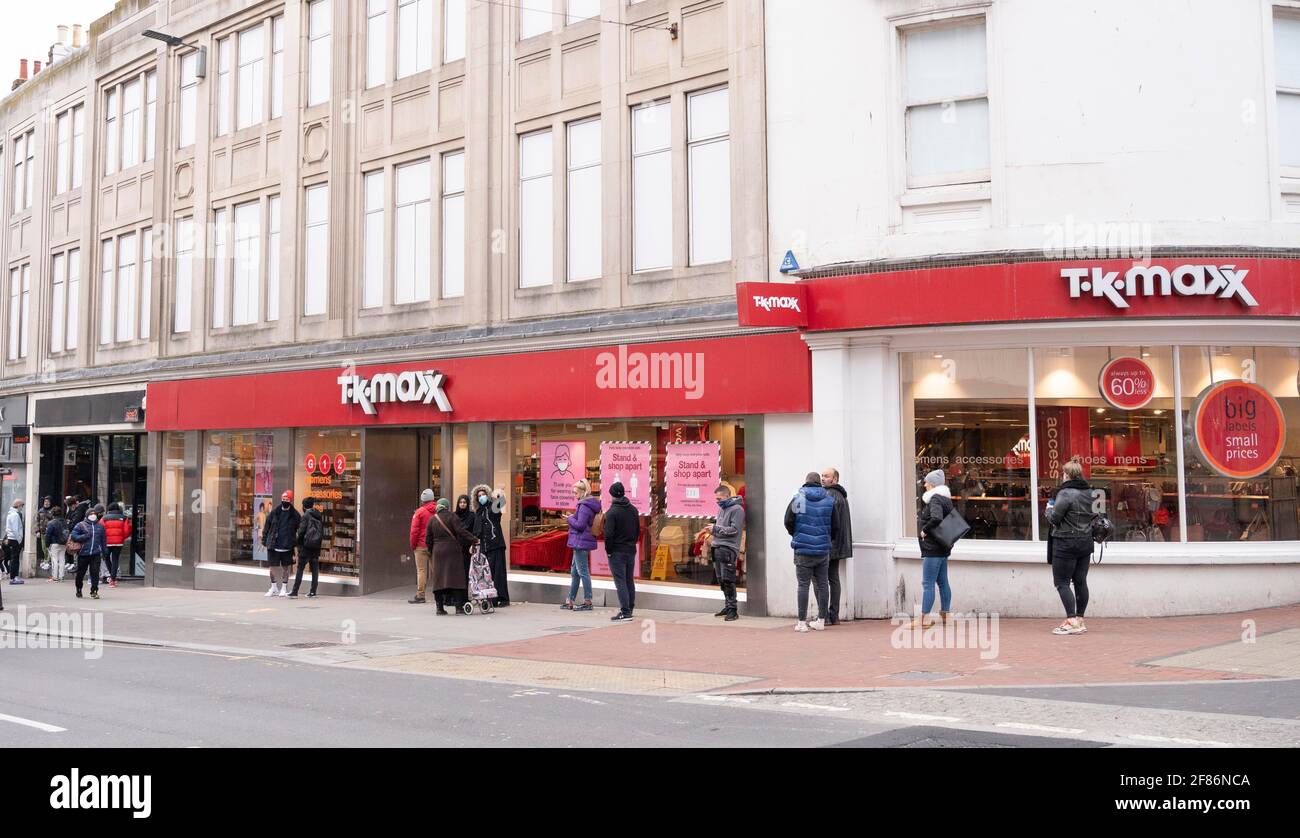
left=1191, top=380, right=1286, bottom=478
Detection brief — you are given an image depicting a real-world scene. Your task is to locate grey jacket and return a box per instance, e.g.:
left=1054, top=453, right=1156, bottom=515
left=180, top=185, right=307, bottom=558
left=712, top=497, right=745, bottom=552
left=1047, top=479, right=1095, bottom=540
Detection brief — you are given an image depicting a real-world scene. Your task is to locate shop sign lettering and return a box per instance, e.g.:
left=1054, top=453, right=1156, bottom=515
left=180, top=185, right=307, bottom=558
left=751, top=294, right=802, bottom=313
left=1191, top=380, right=1286, bottom=478
left=338, top=370, right=451, bottom=415
left=1061, top=265, right=1258, bottom=309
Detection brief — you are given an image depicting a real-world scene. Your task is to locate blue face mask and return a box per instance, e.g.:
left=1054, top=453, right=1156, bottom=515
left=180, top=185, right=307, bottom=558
left=478, top=494, right=488, bottom=505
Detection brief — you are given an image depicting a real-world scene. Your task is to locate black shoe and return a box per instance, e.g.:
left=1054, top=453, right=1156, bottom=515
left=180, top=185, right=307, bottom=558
left=827, top=617, right=839, bottom=626
left=307, top=592, right=317, bottom=598
left=435, top=606, right=448, bottom=616
left=495, top=601, right=510, bottom=608
left=724, top=610, right=739, bottom=622
left=75, top=589, right=83, bottom=598
left=408, top=596, right=426, bottom=604
left=611, top=611, right=634, bottom=623
left=288, top=591, right=298, bottom=599
left=714, top=607, right=729, bottom=617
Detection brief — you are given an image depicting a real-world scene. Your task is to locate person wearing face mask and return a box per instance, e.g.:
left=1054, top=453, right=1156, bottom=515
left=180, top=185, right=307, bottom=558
left=706, top=484, right=745, bottom=621
left=260, top=490, right=302, bottom=598
left=471, top=484, right=510, bottom=607
left=69, top=506, right=107, bottom=599
left=603, top=482, right=641, bottom=623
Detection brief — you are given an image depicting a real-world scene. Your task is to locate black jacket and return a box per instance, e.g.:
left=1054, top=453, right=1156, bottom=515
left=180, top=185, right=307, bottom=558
left=1048, top=479, right=1096, bottom=542
left=826, top=484, right=853, bottom=560
left=918, top=486, right=956, bottom=557
left=472, top=504, right=506, bottom=552
left=603, top=496, right=640, bottom=555
left=69, top=500, right=91, bottom=526
left=262, top=504, right=302, bottom=552
left=296, top=508, right=325, bottom=552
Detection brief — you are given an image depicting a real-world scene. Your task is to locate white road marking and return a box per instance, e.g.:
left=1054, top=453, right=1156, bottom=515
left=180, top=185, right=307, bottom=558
left=697, top=694, right=754, bottom=704
left=995, top=721, right=1086, bottom=735
left=1128, top=734, right=1235, bottom=747
left=782, top=701, right=849, bottom=713
left=192, top=618, right=216, bottom=622
left=0, top=712, right=67, bottom=733
left=884, top=710, right=962, bottom=723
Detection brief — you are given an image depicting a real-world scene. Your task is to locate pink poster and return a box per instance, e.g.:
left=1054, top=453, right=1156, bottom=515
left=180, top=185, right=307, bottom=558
left=590, top=539, right=643, bottom=579
left=665, top=442, right=721, bottom=517
left=540, top=440, right=585, bottom=511
left=599, top=442, right=652, bottom=516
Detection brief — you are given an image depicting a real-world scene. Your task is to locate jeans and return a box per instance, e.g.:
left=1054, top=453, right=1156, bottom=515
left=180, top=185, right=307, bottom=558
left=3, top=539, right=20, bottom=580
left=568, top=549, right=592, bottom=602
left=1051, top=540, right=1092, bottom=618
left=921, top=555, right=952, bottom=614
left=827, top=558, right=844, bottom=621
left=75, top=554, right=102, bottom=593
left=794, top=554, right=830, bottom=622
left=105, top=546, right=122, bottom=581
left=608, top=551, right=636, bottom=614
left=48, top=544, right=67, bottom=581
left=292, top=548, right=320, bottom=596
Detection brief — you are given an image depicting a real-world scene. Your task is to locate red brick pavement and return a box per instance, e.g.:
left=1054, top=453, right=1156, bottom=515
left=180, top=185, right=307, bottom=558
left=451, top=604, right=1300, bottom=691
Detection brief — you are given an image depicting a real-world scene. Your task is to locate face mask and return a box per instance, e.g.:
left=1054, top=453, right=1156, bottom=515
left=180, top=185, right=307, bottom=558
left=87, top=515, right=98, bottom=522
left=282, top=502, right=291, bottom=509
left=478, top=494, right=488, bottom=505
left=556, top=461, right=569, bottom=472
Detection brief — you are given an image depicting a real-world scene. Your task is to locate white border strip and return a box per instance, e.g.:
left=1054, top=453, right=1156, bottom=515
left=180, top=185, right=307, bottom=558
left=195, top=562, right=360, bottom=585
left=510, top=570, right=747, bottom=601
left=154, top=558, right=182, bottom=567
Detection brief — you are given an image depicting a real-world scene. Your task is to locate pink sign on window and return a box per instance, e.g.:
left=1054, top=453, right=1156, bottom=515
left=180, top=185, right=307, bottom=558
left=590, top=539, right=642, bottom=578
left=665, top=442, right=721, bottom=517
left=599, top=441, right=652, bottom=516
left=540, top=440, right=585, bottom=511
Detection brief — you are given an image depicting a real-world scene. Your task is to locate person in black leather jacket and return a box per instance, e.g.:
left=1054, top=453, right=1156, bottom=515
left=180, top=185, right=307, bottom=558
left=1045, top=458, right=1095, bottom=636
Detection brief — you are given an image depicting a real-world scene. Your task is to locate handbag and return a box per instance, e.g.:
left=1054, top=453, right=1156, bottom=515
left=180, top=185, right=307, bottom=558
left=931, top=507, right=971, bottom=552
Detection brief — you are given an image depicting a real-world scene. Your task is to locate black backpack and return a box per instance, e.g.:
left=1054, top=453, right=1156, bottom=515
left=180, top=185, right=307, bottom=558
left=301, top=514, right=325, bottom=549
left=1090, top=513, right=1114, bottom=563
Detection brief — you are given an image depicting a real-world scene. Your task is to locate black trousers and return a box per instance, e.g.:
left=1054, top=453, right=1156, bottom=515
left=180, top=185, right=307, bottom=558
left=827, top=558, right=844, bottom=621
left=75, top=554, right=102, bottom=593
left=712, top=546, right=738, bottom=613
left=608, top=550, right=636, bottom=614
left=486, top=547, right=509, bottom=605
left=1051, top=540, right=1092, bottom=618
left=292, top=548, right=320, bottom=595
left=3, top=539, right=20, bottom=579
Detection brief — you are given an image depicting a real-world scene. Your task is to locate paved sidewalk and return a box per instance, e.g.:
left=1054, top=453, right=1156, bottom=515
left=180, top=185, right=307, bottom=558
left=4, top=580, right=1298, bottom=693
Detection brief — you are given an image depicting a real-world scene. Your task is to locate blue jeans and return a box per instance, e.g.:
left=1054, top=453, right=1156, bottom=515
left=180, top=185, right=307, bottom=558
left=568, top=549, right=592, bottom=602
left=921, top=555, right=952, bottom=614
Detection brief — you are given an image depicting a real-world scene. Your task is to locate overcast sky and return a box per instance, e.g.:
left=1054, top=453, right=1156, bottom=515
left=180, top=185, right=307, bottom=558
left=0, top=1, right=115, bottom=92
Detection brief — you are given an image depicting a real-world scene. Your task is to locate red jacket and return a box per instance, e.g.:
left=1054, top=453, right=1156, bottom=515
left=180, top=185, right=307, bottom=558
left=409, top=502, right=437, bottom=551
left=102, top=513, right=132, bottom=547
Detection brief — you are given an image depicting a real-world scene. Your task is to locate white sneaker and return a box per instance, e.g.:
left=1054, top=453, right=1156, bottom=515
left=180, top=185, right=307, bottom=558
left=278, top=586, right=290, bottom=598
left=794, top=621, right=809, bottom=633
left=809, top=619, right=826, bottom=631
left=265, top=584, right=278, bottom=597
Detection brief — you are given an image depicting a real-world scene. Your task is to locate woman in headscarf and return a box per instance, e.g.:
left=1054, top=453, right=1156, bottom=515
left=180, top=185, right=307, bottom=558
left=455, top=495, right=475, bottom=594
left=471, top=485, right=509, bottom=607
left=426, top=498, right=477, bottom=615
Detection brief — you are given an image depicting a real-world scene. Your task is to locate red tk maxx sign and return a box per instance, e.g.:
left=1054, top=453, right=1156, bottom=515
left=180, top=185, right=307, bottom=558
left=735, top=282, right=809, bottom=327
left=1098, top=357, right=1156, bottom=410
left=1191, top=381, right=1286, bottom=479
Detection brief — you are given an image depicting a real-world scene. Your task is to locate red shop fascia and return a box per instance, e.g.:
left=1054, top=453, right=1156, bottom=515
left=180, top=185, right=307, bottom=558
left=145, top=332, right=812, bottom=431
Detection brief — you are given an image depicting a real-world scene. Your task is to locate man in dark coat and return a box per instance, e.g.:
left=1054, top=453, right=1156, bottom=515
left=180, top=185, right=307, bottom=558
left=290, top=497, right=325, bottom=599
left=471, top=485, right=509, bottom=607
left=603, top=482, right=641, bottom=623
left=784, top=472, right=837, bottom=632
left=821, top=468, right=853, bottom=625
left=426, top=498, right=478, bottom=615
left=261, top=490, right=301, bottom=597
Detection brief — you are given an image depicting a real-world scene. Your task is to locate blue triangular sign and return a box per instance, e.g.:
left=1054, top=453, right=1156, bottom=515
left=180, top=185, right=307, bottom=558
left=779, top=250, right=800, bottom=273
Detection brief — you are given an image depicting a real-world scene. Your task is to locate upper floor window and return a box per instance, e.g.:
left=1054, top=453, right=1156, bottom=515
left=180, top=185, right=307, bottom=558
left=367, top=0, right=387, bottom=88
left=901, top=18, right=989, bottom=188
left=567, top=118, right=601, bottom=281
left=567, top=0, right=599, bottom=25
left=444, top=0, right=466, bottom=63
left=399, top=0, right=434, bottom=78
left=631, top=101, right=670, bottom=272
left=303, top=183, right=330, bottom=315
left=307, top=0, right=333, bottom=106
left=99, top=228, right=151, bottom=345
left=687, top=87, right=730, bottom=266
left=104, top=69, right=157, bottom=173
left=237, top=24, right=266, bottom=130
left=55, top=105, right=85, bottom=194
left=12, top=128, right=35, bottom=212
left=520, top=2, right=551, bottom=39
left=173, top=216, right=194, bottom=334
left=7, top=264, right=30, bottom=361
left=216, top=16, right=284, bottom=137
left=442, top=151, right=465, bottom=297
left=50, top=248, right=81, bottom=354
left=178, top=51, right=199, bottom=148
left=1276, top=12, right=1300, bottom=171
left=207, top=198, right=277, bottom=328
left=519, top=130, right=554, bottom=288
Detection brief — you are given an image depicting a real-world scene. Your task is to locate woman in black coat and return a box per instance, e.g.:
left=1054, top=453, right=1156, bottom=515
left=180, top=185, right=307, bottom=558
left=455, top=494, right=474, bottom=597
left=425, top=499, right=477, bottom=615
left=471, top=484, right=509, bottom=607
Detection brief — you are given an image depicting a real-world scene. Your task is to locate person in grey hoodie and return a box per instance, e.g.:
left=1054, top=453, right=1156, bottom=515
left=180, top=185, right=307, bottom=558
left=707, top=485, right=745, bottom=621
left=4, top=499, right=25, bottom=584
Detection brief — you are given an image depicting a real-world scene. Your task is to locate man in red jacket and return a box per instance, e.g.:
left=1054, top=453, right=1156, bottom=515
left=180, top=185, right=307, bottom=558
left=408, top=489, right=437, bottom=604
left=101, top=503, right=133, bottom=588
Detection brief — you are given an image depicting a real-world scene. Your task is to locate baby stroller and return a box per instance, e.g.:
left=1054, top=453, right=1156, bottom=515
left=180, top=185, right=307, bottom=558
left=464, top=544, right=497, bottom=615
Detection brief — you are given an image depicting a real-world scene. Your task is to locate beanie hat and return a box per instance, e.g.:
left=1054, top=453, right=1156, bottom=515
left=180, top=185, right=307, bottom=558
left=436, top=498, right=450, bottom=512
left=925, top=469, right=946, bottom=487
left=609, top=482, right=625, bottom=498
left=420, top=488, right=435, bottom=503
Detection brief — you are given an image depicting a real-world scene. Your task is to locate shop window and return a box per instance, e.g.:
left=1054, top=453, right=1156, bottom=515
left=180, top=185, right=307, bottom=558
left=1179, top=346, right=1300, bottom=542
left=1034, top=347, right=1179, bottom=543
left=293, top=429, right=362, bottom=576
left=160, top=432, right=185, bottom=560
left=202, top=431, right=277, bottom=566
left=507, top=420, right=747, bottom=588
left=902, top=349, right=1031, bottom=540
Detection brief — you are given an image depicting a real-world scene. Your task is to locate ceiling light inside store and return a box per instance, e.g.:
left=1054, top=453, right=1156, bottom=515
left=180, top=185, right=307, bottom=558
left=1096, top=408, right=1106, bottom=414
left=1059, top=348, right=1073, bottom=357
left=933, top=353, right=944, bottom=359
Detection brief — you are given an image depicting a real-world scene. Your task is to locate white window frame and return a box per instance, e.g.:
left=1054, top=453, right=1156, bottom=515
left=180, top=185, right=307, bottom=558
left=394, top=159, right=433, bottom=304
left=519, top=1, right=552, bottom=39
left=99, top=239, right=114, bottom=346
left=7, top=264, right=30, bottom=361
left=267, top=196, right=281, bottom=322
left=211, top=208, right=228, bottom=329
left=566, top=118, right=601, bottom=281
left=442, top=150, right=465, bottom=298
left=271, top=16, right=285, bottom=119
left=216, top=37, right=232, bottom=136
left=366, top=0, right=388, bottom=88
left=362, top=169, right=385, bottom=308
left=72, top=106, right=84, bottom=189
left=178, top=52, right=199, bottom=148
left=50, top=249, right=81, bottom=354
left=519, top=129, right=554, bottom=288
left=237, top=23, right=267, bottom=131
left=232, top=200, right=262, bottom=325
left=631, top=100, right=671, bottom=273
left=1274, top=10, right=1300, bottom=178
left=303, top=183, right=330, bottom=316
left=687, top=86, right=731, bottom=266
left=56, top=111, right=70, bottom=195
left=104, top=69, right=156, bottom=172
left=566, top=0, right=599, bottom=26
left=173, top=217, right=194, bottom=334
left=398, top=0, right=434, bottom=79
left=444, top=0, right=466, bottom=63
left=307, top=0, right=333, bottom=107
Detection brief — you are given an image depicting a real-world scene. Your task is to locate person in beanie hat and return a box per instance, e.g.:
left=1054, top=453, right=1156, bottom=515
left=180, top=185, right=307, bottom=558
left=784, top=472, right=837, bottom=632
left=408, top=488, right=438, bottom=604
left=603, top=481, right=641, bottom=622
left=290, top=497, right=326, bottom=598
left=707, top=484, right=745, bottom=620
left=908, top=468, right=955, bottom=629
left=261, top=490, right=301, bottom=597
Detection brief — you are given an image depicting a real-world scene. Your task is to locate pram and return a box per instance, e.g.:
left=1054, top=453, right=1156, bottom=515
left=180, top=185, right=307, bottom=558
left=463, top=544, right=497, bottom=615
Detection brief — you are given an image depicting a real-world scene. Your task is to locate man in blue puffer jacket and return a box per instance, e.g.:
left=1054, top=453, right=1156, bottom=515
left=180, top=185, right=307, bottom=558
left=784, top=472, right=838, bottom=632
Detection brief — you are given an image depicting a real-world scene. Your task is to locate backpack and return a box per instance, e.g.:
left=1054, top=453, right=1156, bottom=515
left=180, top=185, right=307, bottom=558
left=1090, top=513, right=1114, bottom=563
left=301, top=514, right=324, bottom=549
left=590, top=512, right=606, bottom=540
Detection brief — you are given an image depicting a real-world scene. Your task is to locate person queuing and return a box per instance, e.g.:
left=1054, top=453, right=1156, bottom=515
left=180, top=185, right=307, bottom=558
left=471, top=484, right=510, bottom=607
left=290, top=497, right=326, bottom=599
left=425, top=498, right=478, bottom=614
left=821, top=468, right=853, bottom=625
left=34, top=496, right=53, bottom=577
left=260, top=490, right=301, bottom=598
left=69, top=505, right=106, bottom=600
left=4, top=499, right=25, bottom=585
left=455, top=495, right=475, bottom=599
left=908, top=469, right=956, bottom=630
left=603, top=482, right=640, bottom=623
left=562, top=480, right=601, bottom=613
left=1046, top=458, right=1095, bottom=636
left=408, top=489, right=438, bottom=605
left=707, top=484, right=745, bottom=621
left=101, top=503, right=132, bottom=589
left=784, top=472, right=837, bottom=633
left=44, top=506, right=70, bottom=583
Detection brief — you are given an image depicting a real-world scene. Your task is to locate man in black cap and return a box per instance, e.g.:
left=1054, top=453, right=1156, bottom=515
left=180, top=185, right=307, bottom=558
left=603, top=482, right=640, bottom=623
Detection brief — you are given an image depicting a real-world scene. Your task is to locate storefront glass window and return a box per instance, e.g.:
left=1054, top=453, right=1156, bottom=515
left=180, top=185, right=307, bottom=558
left=293, top=429, right=362, bottom=576
left=202, top=431, right=276, bottom=565
left=902, top=350, right=1032, bottom=540
left=506, top=419, right=747, bottom=588
left=1034, top=346, right=1179, bottom=542
left=160, top=432, right=185, bottom=560
left=1179, top=346, right=1300, bottom=542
